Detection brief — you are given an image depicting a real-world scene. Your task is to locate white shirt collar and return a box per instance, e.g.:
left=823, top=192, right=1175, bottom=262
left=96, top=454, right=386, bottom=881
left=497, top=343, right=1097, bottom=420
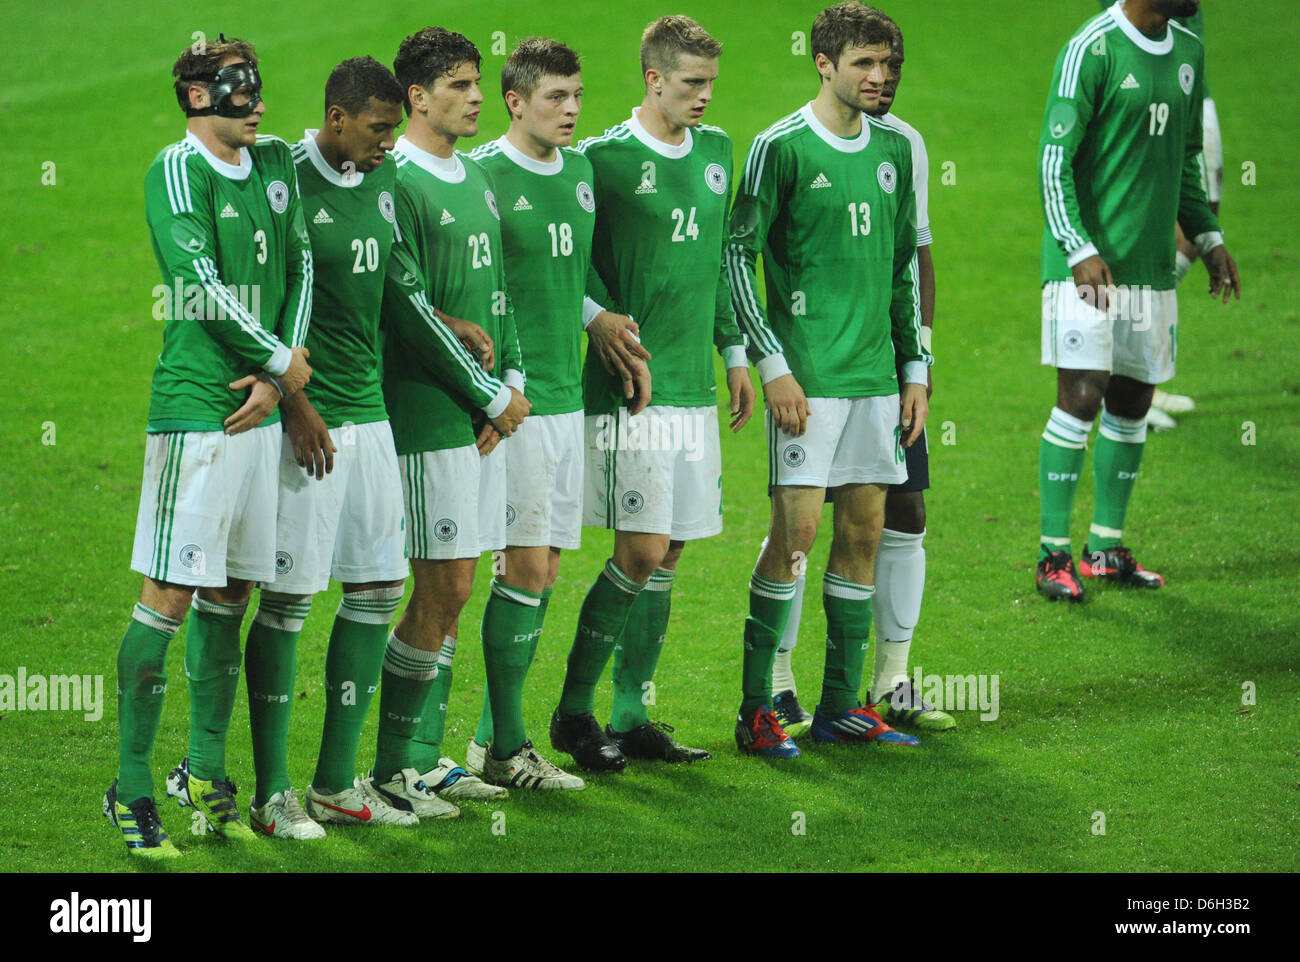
left=1108, top=1, right=1174, bottom=55
left=496, top=134, right=564, bottom=175
left=396, top=134, right=466, bottom=183
left=300, top=130, right=365, bottom=188
left=800, top=102, right=871, bottom=154
left=185, top=130, right=251, bottom=180
left=627, top=107, right=694, bottom=159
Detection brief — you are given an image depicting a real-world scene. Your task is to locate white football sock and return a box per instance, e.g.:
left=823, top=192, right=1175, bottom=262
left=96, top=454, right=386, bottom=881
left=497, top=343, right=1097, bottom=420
left=870, top=528, right=926, bottom=702
left=771, top=573, right=805, bottom=695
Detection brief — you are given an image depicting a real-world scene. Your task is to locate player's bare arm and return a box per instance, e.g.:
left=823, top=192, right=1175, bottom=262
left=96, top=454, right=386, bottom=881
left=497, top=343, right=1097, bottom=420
left=1071, top=253, right=1116, bottom=312
left=279, top=389, right=337, bottom=480
left=899, top=380, right=928, bottom=448
left=1204, top=245, right=1241, bottom=302
left=587, top=309, right=653, bottom=413
left=489, top=386, right=530, bottom=437
left=763, top=372, right=811, bottom=437
left=223, top=373, right=281, bottom=435
left=918, top=244, right=935, bottom=398
left=726, top=364, right=755, bottom=432
left=277, top=344, right=313, bottom=394
left=435, top=307, right=496, bottom=371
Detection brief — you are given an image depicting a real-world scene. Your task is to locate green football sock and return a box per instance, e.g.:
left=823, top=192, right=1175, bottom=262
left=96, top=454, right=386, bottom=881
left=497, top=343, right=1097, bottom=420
left=474, top=587, right=550, bottom=747
left=313, top=587, right=403, bottom=795
left=1090, top=407, right=1147, bottom=551
left=372, top=633, right=440, bottom=784
left=408, top=635, right=457, bottom=774
left=820, top=573, right=874, bottom=714
left=610, top=567, right=673, bottom=733
left=482, top=580, right=542, bottom=759
left=741, top=573, right=796, bottom=714
left=116, top=603, right=182, bottom=804
left=245, top=592, right=311, bottom=805
left=186, top=595, right=247, bottom=782
left=558, top=561, right=644, bottom=717
left=1039, top=406, right=1093, bottom=557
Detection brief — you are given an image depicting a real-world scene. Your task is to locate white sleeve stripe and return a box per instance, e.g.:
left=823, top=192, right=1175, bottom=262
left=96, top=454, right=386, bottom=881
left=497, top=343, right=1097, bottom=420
left=1048, top=145, right=1084, bottom=250
left=741, top=115, right=803, bottom=195
left=164, top=145, right=194, bottom=215
left=178, top=147, right=193, bottom=213
left=162, top=147, right=179, bottom=213
left=1058, top=21, right=1113, bottom=98
left=726, top=245, right=782, bottom=356
left=195, top=258, right=277, bottom=348
left=409, top=291, right=499, bottom=396
left=1043, top=145, right=1084, bottom=252
left=289, top=248, right=313, bottom=347
left=741, top=115, right=802, bottom=192
left=193, top=257, right=281, bottom=351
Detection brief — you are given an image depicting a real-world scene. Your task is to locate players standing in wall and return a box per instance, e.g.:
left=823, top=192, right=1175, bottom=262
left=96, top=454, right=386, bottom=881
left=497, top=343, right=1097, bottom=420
left=549, top=15, right=756, bottom=772
left=466, top=38, right=652, bottom=788
left=727, top=2, right=930, bottom=757
left=1035, top=0, right=1239, bottom=602
left=237, top=57, right=428, bottom=837
left=761, top=16, right=954, bottom=738
left=106, top=36, right=313, bottom=856
left=366, top=26, right=534, bottom=816
left=1097, top=1, right=1223, bottom=430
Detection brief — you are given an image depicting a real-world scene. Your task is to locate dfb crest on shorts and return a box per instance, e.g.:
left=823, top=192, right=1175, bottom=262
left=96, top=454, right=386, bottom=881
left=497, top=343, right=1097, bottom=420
left=378, top=190, right=396, bottom=223
left=274, top=551, right=294, bottom=575
left=576, top=181, right=595, bottom=212
left=705, top=163, right=727, bottom=195
left=266, top=180, right=290, bottom=213
left=505, top=503, right=517, bottom=527
left=179, top=544, right=204, bottom=571
left=877, top=162, right=897, bottom=195
left=621, top=490, right=645, bottom=514
left=434, top=518, right=458, bottom=542
left=783, top=444, right=806, bottom=468
left=484, top=190, right=500, bottom=220
left=1064, top=329, right=1084, bottom=352
left=1179, top=63, right=1194, bottom=96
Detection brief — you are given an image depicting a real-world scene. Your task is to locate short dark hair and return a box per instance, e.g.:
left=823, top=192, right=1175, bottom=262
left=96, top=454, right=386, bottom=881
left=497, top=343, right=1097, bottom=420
left=394, top=26, right=481, bottom=115
left=811, top=2, right=900, bottom=69
left=501, top=37, right=581, bottom=113
left=640, top=15, right=722, bottom=77
left=325, top=56, right=403, bottom=118
left=172, top=36, right=257, bottom=113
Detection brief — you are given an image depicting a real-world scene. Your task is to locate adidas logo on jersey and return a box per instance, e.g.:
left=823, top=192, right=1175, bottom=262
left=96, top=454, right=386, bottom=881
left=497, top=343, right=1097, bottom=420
left=513, top=195, right=532, bottom=211
left=219, top=203, right=239, bottom=219
left=313, top=208, right=333, bottom=224
left=1121, top=73, right=1140, bottom=90
left=810, top=172, right=832, bottom=189
left=439, top=209, right=455, bottom=225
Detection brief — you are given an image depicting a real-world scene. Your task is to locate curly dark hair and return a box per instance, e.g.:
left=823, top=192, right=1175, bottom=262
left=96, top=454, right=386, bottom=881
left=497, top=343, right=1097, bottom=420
left=325, top=56, right=403, bottom=118
left=394, top=26, right=481, bottom=115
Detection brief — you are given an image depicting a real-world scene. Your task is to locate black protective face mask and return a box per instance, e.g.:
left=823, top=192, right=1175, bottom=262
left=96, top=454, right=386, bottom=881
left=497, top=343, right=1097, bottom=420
left=185, top=60, right=262, bottom=119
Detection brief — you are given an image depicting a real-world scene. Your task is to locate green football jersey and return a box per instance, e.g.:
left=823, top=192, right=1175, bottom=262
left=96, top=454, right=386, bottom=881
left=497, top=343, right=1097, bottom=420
left=292, top=132, right=394, bottom=429
left=144, top=131, right=311, bottom=432
left=1040, top=5, right=1220, bottom=289
left=382, top=136, right=521, bottom=455
left=469, top=136, right=595, bottom=416
left=1096, top=1, right=1208, bottom=93
left=578, top=109, right=744, bottom=414
left=729, top=104, right=927, bottom=399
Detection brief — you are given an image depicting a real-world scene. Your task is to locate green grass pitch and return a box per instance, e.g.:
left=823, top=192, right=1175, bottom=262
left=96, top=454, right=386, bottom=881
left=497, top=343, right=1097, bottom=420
left=1, top=0, right=1297, bottom=873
